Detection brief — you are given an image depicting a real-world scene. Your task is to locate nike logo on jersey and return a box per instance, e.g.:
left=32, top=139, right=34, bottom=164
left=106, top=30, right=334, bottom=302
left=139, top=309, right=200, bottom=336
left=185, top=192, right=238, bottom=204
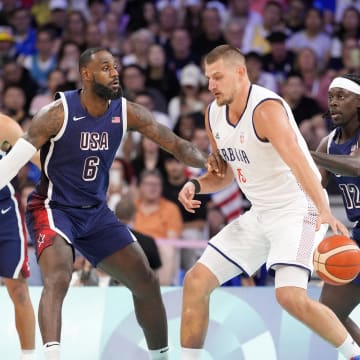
left=215, top=133, right=220, bottom=139
left=1, top=207, right=11, bottom=215
left=73, top=115, right=86, bottom=121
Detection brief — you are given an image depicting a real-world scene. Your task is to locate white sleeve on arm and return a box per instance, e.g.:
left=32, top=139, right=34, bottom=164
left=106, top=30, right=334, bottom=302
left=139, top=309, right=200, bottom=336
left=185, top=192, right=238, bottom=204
left=0, top=138, right=37, bottom=189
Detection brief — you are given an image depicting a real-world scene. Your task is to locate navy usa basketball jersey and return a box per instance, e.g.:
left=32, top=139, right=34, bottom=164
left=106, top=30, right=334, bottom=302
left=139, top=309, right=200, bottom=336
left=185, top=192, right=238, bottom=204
left=0, top=152, right=12, bottom=201
left=328, top=127, right=360, bottom=222
left=36, top=90, right=127, bottom=207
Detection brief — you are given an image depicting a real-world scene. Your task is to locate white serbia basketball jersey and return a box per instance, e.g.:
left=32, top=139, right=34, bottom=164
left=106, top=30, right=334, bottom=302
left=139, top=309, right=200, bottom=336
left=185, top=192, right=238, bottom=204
left=208, top=84, right=321, bottom=210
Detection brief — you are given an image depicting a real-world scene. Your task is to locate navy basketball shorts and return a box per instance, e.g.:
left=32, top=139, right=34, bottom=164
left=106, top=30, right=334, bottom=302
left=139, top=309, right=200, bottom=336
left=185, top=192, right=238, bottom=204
left=26, top=193, right=135, bottom=266
left=0, top=196, right=29, bottom=278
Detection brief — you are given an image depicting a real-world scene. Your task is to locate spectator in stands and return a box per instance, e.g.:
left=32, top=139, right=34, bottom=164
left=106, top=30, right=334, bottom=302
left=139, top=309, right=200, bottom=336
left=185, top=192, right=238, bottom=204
left=146, top=43, right=180, bottom=103
left=29, top=68, right=67, bottom=116
left=107, top=157, right=136, bottom=210
left=294, top=47, right=335, bottom=111
left=88, top=0, right=107, bottom=33
left=167, top=27, right=201, bottom=78
left=115, top=196, right=162, bottom=273
left=2, top=59, right=38, bottom=112
left=125, top=0, right=157, bottom=33
left=192, top=7, right=226, bottom=60
left=84, top=21, right=102, bottom=49
left=224, top=0, right=262, bottom=54
left=57, top=40, right=82, bottom=85
left=0, top=26, right=17, bottom=67
left=330, top=37, right=360, bottom=75
left=173, top=112, right=200, bottom=142
left=47, top=0, right=68, bottom=38
left=245, top=51, right=278, bottom=92
left=335, top=0, right=360, bottom=23
left=62, top=10, right=87, bottom=49
left=2, top=85, right=31, bottom=131
left=134, top=169, right=183, bottom=285
left=330, top=6, right=360, bottom=61
left=121, top=64, right=167, bottom=113
left=131, top=136, right=168, bottom=180
left=168, top=64, right=206, bottom=125
left=283, top=0, right=307, bottom=33
left=19, top=26, right=58, bottom=93
left=101, top=12, right=125, bottom=57
left=155, top=3, right=179, bottom=51
left=263, top=30, right=295, bottom=86
left=9, top=7, right=37, bottom=57
left=248, top=1, right=286, bottom=55
left=162, top=153, right=210, bottom=271
left=0, top=0, right=18, bottom=26
left=281, top=72, right=328, bottom=150
left=134, top=91, right=173, bottom=129
left=286, top=7, right=332, bottom=69
left=223, top=17, right=246, bottom=52
left=122, top=28, right=155, bottom=69
left=181, top=0, right=203, bottom=36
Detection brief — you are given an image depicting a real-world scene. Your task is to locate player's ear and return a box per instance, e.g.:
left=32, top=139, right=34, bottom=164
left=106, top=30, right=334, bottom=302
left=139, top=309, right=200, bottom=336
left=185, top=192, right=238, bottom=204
left=237, top=64, right=246, bottom=78
left=80, top=67, right=90, bottom=81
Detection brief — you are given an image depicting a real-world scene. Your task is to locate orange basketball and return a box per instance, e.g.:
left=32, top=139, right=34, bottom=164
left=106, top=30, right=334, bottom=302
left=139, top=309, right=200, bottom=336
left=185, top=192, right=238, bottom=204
left=313, top=234, right=360, bottom=286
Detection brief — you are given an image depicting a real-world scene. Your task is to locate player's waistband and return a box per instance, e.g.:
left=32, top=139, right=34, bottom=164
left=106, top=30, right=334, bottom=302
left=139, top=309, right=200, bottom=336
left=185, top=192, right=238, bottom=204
left=28, top=192, right=103, bottom=210
left=50, top=201, right=102, bottom=209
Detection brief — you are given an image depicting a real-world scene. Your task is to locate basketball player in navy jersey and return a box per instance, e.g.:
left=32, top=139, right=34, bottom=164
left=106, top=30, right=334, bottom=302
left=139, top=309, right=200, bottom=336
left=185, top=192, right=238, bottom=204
left=311, top=73, right=360, bottom=348
left=177, top=45, right=360, bottom=360
left=0, top=48, right=220, bottom=360
left=0, top=113, right=40, bottom=359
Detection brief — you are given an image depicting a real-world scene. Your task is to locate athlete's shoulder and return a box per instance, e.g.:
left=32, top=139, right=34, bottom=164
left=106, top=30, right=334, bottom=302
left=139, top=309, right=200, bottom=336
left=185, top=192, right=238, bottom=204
left=252, top=84, right=280, bottom=100
left=0, top=113, right=23, bottom=145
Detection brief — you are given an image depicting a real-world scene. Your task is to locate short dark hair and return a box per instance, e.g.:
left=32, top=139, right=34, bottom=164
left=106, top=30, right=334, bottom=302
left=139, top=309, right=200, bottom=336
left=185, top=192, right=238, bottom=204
left=78, top=47, right=109, bottom=71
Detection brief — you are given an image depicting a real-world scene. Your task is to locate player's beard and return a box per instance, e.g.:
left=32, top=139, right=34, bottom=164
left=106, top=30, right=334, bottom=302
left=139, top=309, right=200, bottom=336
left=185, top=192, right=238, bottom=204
left=92, top=78, right=123, bottom=100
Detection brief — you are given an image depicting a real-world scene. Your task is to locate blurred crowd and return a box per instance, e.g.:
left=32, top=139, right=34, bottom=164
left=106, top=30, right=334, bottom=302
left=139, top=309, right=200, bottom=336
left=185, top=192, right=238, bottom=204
left=1, top=0, right=359, bottom=287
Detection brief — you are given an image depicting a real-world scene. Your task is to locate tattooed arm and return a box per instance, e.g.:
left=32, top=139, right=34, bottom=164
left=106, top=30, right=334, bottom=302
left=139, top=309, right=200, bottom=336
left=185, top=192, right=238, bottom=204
left=127, top=101, right=207, bottom=168
left=24, top=99, right=64, bottom=149
left=0, top=100, right=64, bottom=189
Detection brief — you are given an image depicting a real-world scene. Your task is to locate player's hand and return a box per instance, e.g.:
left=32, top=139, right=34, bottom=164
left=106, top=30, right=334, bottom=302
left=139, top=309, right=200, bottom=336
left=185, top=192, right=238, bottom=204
left=316, top=209, right=349, bottom=237
left=178, top=181, right=202, bottom=213
left=207, top=150, right=227, bottom=177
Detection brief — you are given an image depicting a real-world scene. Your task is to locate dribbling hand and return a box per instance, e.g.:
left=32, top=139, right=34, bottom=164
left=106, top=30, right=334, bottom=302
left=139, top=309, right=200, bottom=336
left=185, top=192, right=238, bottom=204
left=317, top=209, right=349, bottom=237
left=207, top=150, right=227, bottom=177
left=178, top=181, right=202, bottom=213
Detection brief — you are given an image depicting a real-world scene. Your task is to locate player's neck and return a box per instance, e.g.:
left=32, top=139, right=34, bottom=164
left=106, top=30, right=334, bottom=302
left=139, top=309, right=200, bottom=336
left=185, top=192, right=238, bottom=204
left=79, top=89, right=110, bottom=117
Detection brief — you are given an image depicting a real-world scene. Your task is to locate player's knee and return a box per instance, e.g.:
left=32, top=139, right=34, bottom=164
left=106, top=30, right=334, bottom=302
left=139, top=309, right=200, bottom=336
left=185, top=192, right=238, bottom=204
left=275, top=287, right=308, bottom=315
left=133, top=268, right=161, bottom=298
left=43, top=269, right=72, bottom=294
left=183, top=265, right=215, bottom=298
left=6, top=280, right=30, bottom=305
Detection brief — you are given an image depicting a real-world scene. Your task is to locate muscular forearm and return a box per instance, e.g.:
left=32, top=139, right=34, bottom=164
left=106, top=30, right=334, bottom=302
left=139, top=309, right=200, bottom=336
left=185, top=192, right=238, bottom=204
left=0, top=138, right=37, bottom=189
left=196, top=167, right=234, bottom=194
left=311, top=151, right=360, bottom=177
left=173, top=140, right=207, bottom=168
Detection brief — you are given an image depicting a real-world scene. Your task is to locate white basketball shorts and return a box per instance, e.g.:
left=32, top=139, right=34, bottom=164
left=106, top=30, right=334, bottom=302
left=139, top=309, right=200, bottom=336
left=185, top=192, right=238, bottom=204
left=198, top=202, right=328, bottom=287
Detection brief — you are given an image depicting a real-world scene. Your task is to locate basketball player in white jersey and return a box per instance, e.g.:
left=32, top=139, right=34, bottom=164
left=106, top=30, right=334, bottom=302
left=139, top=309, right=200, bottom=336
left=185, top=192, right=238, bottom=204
left=178, top=45, right=360, bottom=360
